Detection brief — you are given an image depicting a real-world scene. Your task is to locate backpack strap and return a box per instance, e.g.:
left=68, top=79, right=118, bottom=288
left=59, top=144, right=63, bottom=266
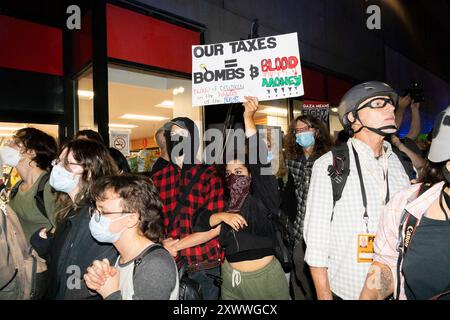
left=168, top=165, right=209, bottom=231
left=327, top=143, right=350, bottom=221
left=9, top=180, right=22, bottom=202
left=9, top=172, right=51, bottom=221
left=132, top=244, right=166, bottom=278
left=34, top=172, right=50, bottom=220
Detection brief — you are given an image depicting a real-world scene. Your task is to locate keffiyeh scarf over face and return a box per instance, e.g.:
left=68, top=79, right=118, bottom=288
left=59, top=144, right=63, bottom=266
left=226, top=174, right=252, bottom=212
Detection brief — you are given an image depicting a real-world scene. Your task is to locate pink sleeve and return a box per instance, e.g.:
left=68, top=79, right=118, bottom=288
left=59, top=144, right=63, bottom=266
left=373, top=192, right=406, bottom=287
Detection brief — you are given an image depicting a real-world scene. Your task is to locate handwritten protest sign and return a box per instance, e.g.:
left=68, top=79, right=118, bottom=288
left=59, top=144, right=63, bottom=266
left=192, top=33, right=303, bottom=106
left=302, top=101, right=330, bottom=125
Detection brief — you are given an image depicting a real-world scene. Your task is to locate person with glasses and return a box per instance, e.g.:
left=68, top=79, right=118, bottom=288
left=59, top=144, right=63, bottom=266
left=303, top=81, right=410, bottom=300
left=284, top=115, right=332, bottom=299
left=83, top=174, right=178, bottom=300
left=30, top=139, right=119, bottom=300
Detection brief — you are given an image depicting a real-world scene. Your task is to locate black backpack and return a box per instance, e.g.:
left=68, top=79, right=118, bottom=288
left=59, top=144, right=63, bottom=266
left=9, top=172, right=51, bottom=221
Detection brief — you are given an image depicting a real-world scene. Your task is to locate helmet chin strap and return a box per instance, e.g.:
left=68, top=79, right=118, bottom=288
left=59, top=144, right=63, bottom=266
left=353, top=112, right=397, bottom=137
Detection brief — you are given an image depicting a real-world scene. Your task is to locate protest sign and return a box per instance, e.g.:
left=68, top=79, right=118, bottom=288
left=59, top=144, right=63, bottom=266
left=301, top=101, right=330, bottom=125
left=192, top=32, right=304, bottom=106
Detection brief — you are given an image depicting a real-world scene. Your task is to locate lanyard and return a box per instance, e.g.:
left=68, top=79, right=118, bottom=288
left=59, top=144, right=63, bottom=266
left=352, top=145, right=370, bottom=233
left=351, top=140, right=391, bottom=202
left=351, top=144, right=391, bottom=233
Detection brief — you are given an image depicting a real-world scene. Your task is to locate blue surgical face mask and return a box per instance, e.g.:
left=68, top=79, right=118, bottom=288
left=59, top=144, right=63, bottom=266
left=49, top=165, right=80, bottom=194
left=296, top=132, right=315, bottom=148
left=267, top=151, right=274, bottom=163
left=89, top=213, right=128, bottom=243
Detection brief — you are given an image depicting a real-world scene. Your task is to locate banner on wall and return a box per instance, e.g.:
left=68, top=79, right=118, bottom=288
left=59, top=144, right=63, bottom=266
left=110, top=130, right=130, bottom=156
left=192, top=32, right=304, bottom=106
left=301, top=101, right=330, bottom=125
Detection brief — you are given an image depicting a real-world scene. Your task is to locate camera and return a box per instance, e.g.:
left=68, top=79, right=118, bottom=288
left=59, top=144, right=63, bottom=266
left=402, top=81, right=425, bottom=103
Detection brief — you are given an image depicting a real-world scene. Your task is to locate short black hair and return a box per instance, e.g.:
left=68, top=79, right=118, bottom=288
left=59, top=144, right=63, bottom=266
left=108, top=147, right=131, bottom=173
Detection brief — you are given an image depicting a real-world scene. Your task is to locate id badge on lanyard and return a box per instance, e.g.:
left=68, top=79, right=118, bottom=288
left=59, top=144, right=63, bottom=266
left=352, top=144, right=377, bottom=263
left=357, top=233, right=376, bottom=263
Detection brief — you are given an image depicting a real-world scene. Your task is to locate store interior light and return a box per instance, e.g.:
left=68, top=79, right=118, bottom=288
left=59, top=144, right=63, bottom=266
left=0, top=126, right=23, bottom=131
left=331, top=107, right=339, bottom=113
left=154, top=100, right=174, bottom=108
left=120, top=114, right=169, bottom=121
left=172, top=86, right=185, bottom=95
left=258, top=107, right=287, bottom=116
left=109, top=123, right=138, bottom=129
left=78, top=90, right=94, bottom=100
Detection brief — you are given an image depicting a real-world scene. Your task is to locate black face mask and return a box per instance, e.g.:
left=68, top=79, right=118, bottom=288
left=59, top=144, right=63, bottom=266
left=166, top=134, right=185, bottom=161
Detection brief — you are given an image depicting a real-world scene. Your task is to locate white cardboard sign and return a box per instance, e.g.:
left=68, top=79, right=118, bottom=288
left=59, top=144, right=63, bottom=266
left=192, top=32, right=304, bottom=106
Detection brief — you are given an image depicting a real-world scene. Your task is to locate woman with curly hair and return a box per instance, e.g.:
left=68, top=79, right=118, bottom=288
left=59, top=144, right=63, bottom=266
left=1, top=128, right=58, bottom=242
left=84, top=174, right=179, bottom=300
left=285, top=114, right=332, bottom=300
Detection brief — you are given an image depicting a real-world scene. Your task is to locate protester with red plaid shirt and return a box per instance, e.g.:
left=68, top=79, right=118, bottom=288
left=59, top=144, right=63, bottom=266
left=152, top=117, right=225, bottom=300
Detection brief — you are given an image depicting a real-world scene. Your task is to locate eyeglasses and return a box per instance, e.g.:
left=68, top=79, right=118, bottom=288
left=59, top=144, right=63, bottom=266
left=293, top=125, right=312, bottom=134
left=51, top=158, right=83, bottom=167
left=358, top=98, right=394, bottom=111
left=88, top=207, right=134, bottom=222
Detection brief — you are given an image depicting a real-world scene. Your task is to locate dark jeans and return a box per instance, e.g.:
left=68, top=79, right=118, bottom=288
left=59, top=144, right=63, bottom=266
left=188, top=266, right=221, bottom=300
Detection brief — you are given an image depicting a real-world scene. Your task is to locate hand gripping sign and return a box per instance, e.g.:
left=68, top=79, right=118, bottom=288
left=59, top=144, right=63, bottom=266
left=192, top=32, right=304, bottom=106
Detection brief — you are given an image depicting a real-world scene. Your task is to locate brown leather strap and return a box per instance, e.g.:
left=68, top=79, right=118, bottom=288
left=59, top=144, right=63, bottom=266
left=186, top=259, right=220, bottom=273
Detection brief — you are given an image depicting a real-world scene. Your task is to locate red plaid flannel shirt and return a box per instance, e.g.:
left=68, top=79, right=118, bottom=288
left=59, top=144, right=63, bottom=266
left=152, top=163, right=225, bottom=265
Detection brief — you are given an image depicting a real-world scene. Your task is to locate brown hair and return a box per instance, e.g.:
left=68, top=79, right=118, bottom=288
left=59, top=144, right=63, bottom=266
left=55, top=139, right=119, bottom=223
left=91, top=174, right=164, bottom=243
left=285, top=115, right=332, bottom=160
left=14, top=127, right=58, bottom=171
left=75, top=130, right=104, bottom=144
